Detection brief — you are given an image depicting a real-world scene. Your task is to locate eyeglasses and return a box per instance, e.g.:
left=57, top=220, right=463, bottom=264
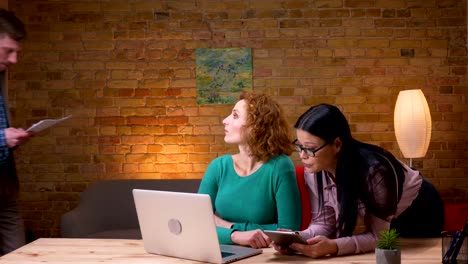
left=292, top=139, right=328, bottom=157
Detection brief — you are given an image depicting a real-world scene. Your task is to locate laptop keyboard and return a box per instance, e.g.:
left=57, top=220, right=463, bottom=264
left=221, top=251, right=235, bottom=258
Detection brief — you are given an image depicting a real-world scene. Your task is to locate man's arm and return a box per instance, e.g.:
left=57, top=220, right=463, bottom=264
left=0, top=128, right=9, bottom=160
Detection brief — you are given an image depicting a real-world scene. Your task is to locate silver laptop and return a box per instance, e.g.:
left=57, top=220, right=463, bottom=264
left=133, top=189, right=262, bottom=264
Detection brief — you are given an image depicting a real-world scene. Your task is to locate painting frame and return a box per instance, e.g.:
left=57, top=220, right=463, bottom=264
left=195, top=47, right=253, bottom=104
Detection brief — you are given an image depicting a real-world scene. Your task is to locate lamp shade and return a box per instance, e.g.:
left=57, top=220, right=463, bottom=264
left=394, top=89, right=432, bottom=158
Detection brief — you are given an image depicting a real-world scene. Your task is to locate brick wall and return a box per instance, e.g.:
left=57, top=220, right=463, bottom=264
left=7, top=0, right=467, bottom=238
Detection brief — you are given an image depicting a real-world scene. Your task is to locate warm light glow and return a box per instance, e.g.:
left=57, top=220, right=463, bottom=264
left=394, top=89, right=432, bottom=159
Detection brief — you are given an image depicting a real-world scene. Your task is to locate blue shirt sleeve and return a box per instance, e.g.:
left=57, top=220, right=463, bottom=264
left=0, top=128, right=9, bottom=161
left=0, top=93, right=11, bottom=161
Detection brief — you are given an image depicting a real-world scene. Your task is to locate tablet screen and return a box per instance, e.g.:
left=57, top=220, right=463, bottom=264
left=264, top=230, right=307, bottom=247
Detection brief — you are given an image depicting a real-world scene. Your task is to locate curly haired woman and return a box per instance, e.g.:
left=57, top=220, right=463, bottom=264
left=198, top=92, right=301, bottom=248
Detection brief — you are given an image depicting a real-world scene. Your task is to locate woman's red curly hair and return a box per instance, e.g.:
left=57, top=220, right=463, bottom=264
left=239, top=92, right=294, bottom=162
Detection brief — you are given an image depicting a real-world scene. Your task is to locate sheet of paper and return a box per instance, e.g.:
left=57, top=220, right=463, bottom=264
left=26, top=115, right=72, bottom=133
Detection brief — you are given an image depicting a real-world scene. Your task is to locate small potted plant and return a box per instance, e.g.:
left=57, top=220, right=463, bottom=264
left=375, top=228, right=401, bottom=264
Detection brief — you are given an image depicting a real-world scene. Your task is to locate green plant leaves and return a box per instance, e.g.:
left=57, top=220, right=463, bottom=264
left=377, top=228, right=400, bottom=250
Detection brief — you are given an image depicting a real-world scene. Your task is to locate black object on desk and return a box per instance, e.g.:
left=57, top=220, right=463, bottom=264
left=451, top=222, right=468, bottom=262
left=442, top=222, right=468, bottom=264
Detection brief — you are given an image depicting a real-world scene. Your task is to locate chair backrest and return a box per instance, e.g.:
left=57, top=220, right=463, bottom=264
left=295, top=166, right=312, bottom=230
left=444, top=203, right=468, bottom=232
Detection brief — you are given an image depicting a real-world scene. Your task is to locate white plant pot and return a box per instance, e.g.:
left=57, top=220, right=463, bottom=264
left=375, top=248, right=401, bottom=264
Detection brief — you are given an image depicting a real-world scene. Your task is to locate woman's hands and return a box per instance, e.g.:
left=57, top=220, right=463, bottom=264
left=231, top=229, right=272, bottom=249
left=214, top=213, right=272, bottom=249
left=272, top=243, right=296, bottom=255
left=274, top=235, right=338, bottom=258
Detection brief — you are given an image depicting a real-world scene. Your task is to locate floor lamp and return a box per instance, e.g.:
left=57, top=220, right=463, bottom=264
left=394, top=89, right=432, bottom=167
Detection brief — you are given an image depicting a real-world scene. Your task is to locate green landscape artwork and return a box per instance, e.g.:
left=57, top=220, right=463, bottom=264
left=195, top=47, right=252, bottom=104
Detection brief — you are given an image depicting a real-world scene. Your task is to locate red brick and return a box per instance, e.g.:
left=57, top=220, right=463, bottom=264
left=9, top=0, right=467, bottom=239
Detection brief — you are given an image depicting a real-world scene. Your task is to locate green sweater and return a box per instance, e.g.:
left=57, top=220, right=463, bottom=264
left=198, top=154, right=301, bottom=244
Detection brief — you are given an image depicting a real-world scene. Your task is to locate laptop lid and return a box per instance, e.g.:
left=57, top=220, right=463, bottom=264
left=132, top=189, right=262, bottom=264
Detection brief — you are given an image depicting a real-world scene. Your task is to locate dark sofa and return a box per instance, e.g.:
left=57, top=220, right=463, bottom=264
left=60, top=167, right=313, bottom=239
left=60, top=179, right=201, bottom=239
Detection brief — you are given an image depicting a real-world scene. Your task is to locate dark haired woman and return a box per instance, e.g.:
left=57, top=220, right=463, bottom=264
left=276, top=103, right=443, bottom=258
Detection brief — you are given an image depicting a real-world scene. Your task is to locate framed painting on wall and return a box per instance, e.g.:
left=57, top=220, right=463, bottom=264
left=195, top=47, right=253, bottom=104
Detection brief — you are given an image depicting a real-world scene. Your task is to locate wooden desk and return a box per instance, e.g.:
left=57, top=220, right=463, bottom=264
left=0, top=238, right=441, bottom=263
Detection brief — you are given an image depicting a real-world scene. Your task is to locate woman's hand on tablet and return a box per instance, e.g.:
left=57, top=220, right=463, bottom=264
left=272, top=242, right=296, bottom=255
left=289, top=235, right=338, bottom=258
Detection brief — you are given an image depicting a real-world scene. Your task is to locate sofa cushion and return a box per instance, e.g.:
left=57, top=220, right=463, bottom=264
left=61, top=179, right=201, bottom=238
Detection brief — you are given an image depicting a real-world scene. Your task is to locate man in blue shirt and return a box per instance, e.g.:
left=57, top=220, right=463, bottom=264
left=0, top=9, right=33, bottom=255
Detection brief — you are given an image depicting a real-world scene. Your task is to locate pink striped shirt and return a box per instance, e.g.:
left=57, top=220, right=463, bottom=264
left=299, top=161, right=422, bottom=256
